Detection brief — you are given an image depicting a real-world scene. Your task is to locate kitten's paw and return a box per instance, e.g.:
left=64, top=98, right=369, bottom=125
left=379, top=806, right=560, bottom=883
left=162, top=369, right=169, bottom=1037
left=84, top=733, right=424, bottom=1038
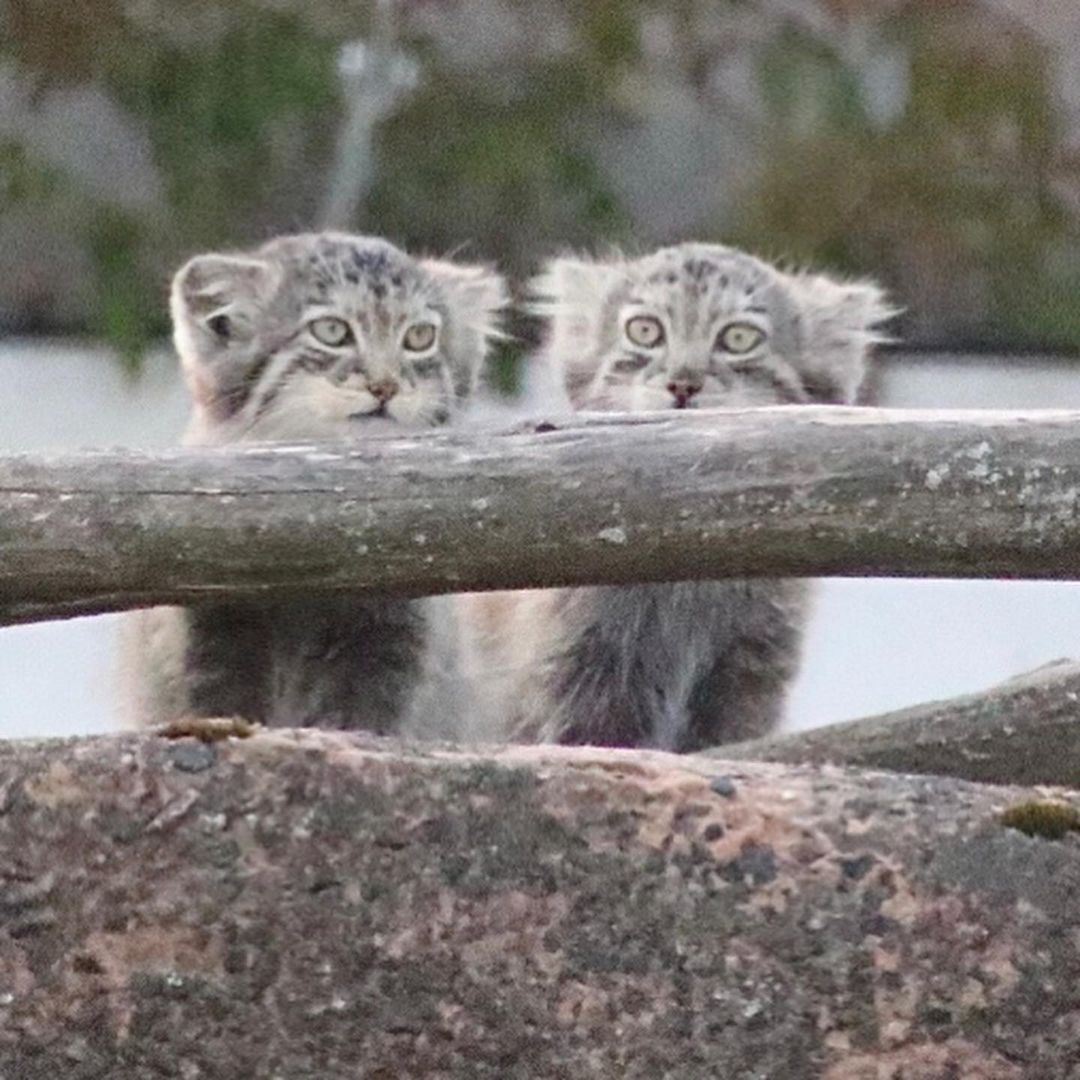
left=156, top=715, right=261, bottom=743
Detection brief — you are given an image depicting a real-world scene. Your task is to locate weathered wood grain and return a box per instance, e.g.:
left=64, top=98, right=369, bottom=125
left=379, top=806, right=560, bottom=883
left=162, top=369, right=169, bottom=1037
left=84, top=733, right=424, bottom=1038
left=722, top=659, right=1080, bottom=788
left=5, top=406, right=1080, bottom=624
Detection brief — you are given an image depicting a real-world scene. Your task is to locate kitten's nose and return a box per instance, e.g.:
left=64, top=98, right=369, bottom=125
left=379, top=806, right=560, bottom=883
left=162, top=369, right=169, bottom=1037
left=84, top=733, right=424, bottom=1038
left=368, top=377, right=400, bottom=403
left=666, top=377, right=702, bottom=409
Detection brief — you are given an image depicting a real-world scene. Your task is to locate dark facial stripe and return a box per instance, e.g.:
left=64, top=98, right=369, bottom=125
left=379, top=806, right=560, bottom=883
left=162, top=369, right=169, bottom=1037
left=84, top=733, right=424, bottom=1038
left=749, top=363, right=809, bottom=403
left=251, top=354, right=305, bottom=418
left=202, top=346, right=276, bottom=420
left=296, top=349, right=342, bottom=375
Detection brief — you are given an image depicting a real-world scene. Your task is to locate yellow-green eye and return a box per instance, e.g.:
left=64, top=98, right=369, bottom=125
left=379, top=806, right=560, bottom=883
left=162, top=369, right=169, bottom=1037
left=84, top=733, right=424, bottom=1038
left=718, top=322, right=765, bottom=354
left=625, top=315, right=665, bottom=349
left=309, top=317, right=352, bottom=347
left=403, top=322, right=438, bottom=353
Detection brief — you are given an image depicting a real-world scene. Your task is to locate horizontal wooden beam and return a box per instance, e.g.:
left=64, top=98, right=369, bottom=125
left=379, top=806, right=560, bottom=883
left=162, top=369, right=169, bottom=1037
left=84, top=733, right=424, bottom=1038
left=5, top=406, right=1080, bottom=624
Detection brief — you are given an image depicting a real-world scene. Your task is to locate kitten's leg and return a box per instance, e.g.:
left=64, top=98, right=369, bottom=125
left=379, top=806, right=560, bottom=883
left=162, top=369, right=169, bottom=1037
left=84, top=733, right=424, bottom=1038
left=535, top=585, right=675, bottom=748
left=184, top=603, right=273, bottom=720
left=537, top=581, right=808, bottom=752
left=678, top=581, right=809, bottom=752
left=543, top=605, right=654, bottom=749
left=125, top=598, right=427, bottom=733
left=118, top=603, right=273, bottom=728
left=116, top=606, right=196, bottom=727
left=267, top=598, right=427, bottom=734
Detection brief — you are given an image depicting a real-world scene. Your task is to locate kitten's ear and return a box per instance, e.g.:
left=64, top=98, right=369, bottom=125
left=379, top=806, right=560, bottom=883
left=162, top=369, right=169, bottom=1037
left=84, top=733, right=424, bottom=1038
left=530, top=255, right=627, bottom=403
left=420, top=259, right=508, bottom=397
left=420, top=259, right=507, bottom=335
left=170, top=253, right=279, bottom=401
left=787, top=273, right=897, bottom=403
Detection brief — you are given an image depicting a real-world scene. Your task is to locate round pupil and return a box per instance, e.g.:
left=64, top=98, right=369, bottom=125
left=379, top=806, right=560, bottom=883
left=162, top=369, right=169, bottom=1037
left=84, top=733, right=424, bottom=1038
left=314, top=319, right=347, bottom=343
left=723, top=325, right=759, bottom=351
left=407, top=324, right=435, bottom=350
left=631, top=318, right=660, bottom=345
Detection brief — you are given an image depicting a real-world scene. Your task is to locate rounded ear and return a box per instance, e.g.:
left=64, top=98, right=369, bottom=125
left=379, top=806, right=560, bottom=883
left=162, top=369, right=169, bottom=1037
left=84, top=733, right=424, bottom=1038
left=530, top=255, right=628, bottom=402
left=170, top=253, right=278, bottom=410
left=419, top=259, right=508, bottom=399
left=786, top=273, right=899, bottom=403
left=171, top=254, right=277, bottom=340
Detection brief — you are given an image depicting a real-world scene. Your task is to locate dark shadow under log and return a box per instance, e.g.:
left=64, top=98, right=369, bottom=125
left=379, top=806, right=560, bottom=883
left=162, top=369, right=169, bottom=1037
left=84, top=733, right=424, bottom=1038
left=0, top=729, right=1077, bottom=1077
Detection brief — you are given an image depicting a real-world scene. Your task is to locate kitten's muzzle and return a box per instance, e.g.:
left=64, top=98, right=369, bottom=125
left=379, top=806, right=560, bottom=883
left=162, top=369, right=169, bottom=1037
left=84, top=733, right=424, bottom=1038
left=667, top=377, right=703, bottom=409
left=368, top=377, right=400, bottom=403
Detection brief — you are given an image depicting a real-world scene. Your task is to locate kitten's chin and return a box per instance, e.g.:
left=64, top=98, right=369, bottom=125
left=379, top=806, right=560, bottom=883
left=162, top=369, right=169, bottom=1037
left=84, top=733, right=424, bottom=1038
left=346, top=413, right=400, bottom=434
left=348, top=402, right=388, bottom=421
left=247, top=388, right=451, bottom=440
left=348, top=401, right=446, bottom=430
left=576, top=393, right=790, bottom=416
left=253, top=409, right=445, bottom=441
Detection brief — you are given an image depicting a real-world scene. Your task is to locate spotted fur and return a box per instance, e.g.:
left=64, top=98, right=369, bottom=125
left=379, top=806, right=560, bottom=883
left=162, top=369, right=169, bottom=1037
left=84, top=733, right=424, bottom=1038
left=467, top=242, right=893, bottom=752
left=120, top=232, right=505, bottom=732
left=173, top=232, right=505, bottom=444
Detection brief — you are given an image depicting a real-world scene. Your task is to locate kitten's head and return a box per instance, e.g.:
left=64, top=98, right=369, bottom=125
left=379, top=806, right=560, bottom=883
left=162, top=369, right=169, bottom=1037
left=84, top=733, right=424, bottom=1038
left=171, top=232, right=506, bottom=442
left=532, top=242, right=894, bottom=411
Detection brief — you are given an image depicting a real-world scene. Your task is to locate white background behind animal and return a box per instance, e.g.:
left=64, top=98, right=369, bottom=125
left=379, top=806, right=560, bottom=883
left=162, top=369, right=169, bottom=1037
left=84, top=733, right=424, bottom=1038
left=3, top=341, right=1080, bottom=737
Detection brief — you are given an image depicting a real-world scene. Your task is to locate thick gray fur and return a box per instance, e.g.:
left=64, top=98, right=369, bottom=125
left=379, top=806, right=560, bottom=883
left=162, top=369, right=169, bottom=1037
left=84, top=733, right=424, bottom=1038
left=469, top=242, right=893, bottom=752
left=119, top=232, right=505, bottom=732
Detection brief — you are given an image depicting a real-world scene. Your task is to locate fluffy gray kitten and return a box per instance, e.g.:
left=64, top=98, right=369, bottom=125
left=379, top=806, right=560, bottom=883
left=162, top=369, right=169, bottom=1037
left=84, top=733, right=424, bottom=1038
left=120, top=232, right=505, bottom=732
left=464, top=242, right=892, bottom=752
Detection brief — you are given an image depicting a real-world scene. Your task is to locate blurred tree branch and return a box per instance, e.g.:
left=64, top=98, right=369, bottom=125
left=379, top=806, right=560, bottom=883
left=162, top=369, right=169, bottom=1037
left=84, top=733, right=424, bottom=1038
left=318, top=0, right=419, bottom=230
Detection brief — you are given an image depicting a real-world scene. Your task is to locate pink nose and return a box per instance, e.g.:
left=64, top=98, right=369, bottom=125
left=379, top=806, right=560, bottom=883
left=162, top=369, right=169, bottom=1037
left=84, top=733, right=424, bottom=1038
left=667, top=379, right=702, bottom=408
left=369, top=377, right=400, bottom=403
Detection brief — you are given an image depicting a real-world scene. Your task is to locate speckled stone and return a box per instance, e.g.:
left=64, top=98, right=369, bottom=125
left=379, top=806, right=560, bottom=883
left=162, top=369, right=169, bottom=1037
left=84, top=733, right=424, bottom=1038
left=0, top=731, right=1077, bottom=1079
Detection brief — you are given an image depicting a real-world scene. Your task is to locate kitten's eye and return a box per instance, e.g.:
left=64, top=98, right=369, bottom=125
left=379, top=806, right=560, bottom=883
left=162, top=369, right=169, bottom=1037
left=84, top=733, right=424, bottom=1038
left=624, top=315, right=665, bottom=349
left=717, top=323, right=765, bottom=354
left=206, top=314, right=231, bottom=341
left=612, top=355, right=649, bottom=373
left=403, top=322, right=438, bottom=353
left=308, top=317, right=353, bottom=347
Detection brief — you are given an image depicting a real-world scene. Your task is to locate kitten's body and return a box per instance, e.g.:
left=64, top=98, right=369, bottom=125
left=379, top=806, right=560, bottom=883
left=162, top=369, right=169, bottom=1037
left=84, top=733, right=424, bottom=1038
left=120, top=232, right=504, bottom=732
left=462, top=243, right=891, bottom=752
left=463, top=579, right=808, bottom=752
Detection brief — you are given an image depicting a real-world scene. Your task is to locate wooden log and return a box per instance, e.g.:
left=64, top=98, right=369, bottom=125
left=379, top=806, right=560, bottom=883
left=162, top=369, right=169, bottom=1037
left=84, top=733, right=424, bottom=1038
left=723, top=659, right=1080, bottom=788
left=6, top=407, right=1080, bottom=624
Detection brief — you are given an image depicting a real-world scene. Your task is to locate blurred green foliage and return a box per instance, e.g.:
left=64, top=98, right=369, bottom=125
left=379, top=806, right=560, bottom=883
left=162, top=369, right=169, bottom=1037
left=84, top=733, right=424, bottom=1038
left=3, top=1, right=345, bottom=358
left=370, top=68, right=630, bottom=277
left=0, top=139, right=60, bottom=207
left=735, top=12, right=1080, bottom=350
left=2, top=0, right=1078, bottom=365
left=117, top=19, right=337, bottom=242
